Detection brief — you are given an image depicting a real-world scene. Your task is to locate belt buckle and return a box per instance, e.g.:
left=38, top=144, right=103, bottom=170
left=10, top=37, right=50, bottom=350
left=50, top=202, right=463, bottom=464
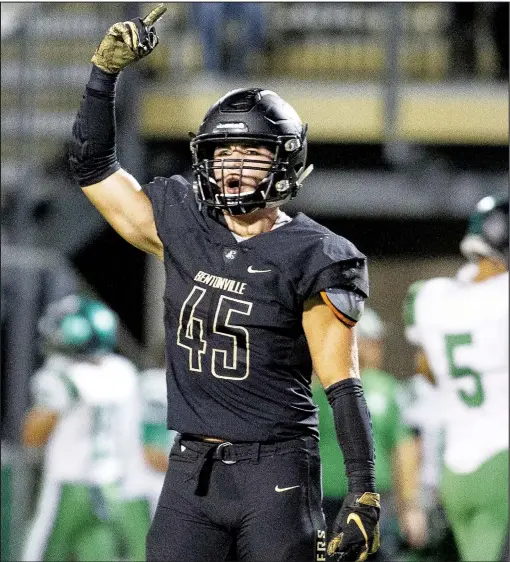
left=216, top=442, right=236, bottom=464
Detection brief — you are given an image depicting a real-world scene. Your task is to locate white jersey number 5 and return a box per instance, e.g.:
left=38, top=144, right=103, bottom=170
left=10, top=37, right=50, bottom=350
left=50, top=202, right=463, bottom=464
left=445, top=333, right=484, bottom=407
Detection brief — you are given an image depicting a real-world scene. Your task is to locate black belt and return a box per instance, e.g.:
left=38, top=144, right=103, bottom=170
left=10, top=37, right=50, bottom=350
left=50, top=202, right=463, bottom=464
left=179, top=434, right=317, bottom=463
left=177, top=435, right=317, bottom=496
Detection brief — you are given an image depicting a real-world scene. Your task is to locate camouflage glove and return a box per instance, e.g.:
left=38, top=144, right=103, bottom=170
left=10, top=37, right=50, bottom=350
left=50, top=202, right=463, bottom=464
left=327, top=492, right=381, bottom=562
left=91, top=4, right=167, bottom=74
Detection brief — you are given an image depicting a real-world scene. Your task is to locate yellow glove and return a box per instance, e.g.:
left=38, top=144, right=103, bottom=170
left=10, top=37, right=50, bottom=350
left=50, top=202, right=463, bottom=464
left=91, top=4, right=167, bottom=74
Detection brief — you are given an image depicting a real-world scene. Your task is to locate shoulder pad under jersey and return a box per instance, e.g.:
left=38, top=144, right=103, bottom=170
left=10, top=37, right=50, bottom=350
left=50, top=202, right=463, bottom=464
left=31, top=367, right=79, bottom=412
left=403, top=277, right=452, bottom=345
left=142, top=175, right=193, bottom=239
left=291, top=216, right=369, bottom=301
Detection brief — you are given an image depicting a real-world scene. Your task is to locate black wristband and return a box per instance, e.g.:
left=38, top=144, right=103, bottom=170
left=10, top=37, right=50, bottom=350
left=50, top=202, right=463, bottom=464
left=68, top=66, right=120, bottom=187
left=87, top=65, right=119, bottom=95
left=326, top=378, right=376, bottom=493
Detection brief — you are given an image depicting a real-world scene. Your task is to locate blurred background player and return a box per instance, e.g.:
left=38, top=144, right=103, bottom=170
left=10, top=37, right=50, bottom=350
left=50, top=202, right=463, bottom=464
left=397, top=374, right=460, bottom=562
left=403, top=195, right=509, bottom=562
left=21, top=295, right=148, bottom=562
left=312, top=306, right=425, bottom=561
left=121, top=359, right=175, bottom=520
left=138, top=365, right=175, bottom=516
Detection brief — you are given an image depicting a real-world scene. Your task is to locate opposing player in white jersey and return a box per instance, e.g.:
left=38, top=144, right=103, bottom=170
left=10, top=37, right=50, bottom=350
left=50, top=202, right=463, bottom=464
left=398, top=374, right=461, bottom=561
left=120, top=365, right=175, bottom=519
left=22, top=295, right=148, bottom=562
left=403, top=195, right=509, bottom=562
left=140, top=367, right=175, bottom=515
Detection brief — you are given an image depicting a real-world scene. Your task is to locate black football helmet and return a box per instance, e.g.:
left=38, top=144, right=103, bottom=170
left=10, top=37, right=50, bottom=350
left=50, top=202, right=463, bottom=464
left=460, top=195, right=509, bottom=264
left=190, top=88, right=313, bottom=215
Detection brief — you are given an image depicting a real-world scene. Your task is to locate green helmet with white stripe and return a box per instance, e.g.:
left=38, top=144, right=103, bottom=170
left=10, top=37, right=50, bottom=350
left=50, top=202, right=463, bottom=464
left=38, top=294, right=117, bottom=355
left=460, top=195, right=509, bottom=265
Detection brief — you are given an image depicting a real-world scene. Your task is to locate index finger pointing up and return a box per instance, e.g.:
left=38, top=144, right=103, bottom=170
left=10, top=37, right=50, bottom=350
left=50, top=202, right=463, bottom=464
left=142, top=4, right=167, bottom=26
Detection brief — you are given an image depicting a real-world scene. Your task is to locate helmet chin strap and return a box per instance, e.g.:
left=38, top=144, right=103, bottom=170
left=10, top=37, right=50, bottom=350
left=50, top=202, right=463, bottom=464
left=296, top=164, right=314, bottom=187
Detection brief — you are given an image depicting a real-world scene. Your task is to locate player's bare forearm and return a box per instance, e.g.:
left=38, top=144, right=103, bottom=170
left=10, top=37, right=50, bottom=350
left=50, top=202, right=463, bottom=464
left=393, top=435, right=421, bottom=513
left=393, top=436, right=427, bottom=548
left=22, top=408, right=59, bottom=447
left=143, top=445, right=169, bottom=472
left=83, top=169, right=164, bottom=260
left=302, top=294, right=360, bottom=389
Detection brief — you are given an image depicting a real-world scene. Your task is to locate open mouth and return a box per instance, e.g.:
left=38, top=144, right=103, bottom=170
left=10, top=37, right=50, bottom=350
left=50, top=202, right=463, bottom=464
left=223, top=176, right=255, bottom=195
left=226, top=177, right=240, bottom=191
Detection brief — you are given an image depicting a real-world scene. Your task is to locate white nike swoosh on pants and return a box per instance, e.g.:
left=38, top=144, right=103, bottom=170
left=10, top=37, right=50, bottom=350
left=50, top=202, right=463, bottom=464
left=275, top=485, right=300, bottom=492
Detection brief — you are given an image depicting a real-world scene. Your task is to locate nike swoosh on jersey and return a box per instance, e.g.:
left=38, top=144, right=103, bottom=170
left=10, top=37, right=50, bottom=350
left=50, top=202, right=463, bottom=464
left=275, top=485, right=300, bottom=492
left=247, top=266, right=272, bottom=273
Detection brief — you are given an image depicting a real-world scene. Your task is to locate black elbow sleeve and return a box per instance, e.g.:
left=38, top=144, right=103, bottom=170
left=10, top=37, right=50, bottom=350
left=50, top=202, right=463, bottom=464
left=69, top=66, right=121, bottom=187
left=326, top=378, right=376, bottom=493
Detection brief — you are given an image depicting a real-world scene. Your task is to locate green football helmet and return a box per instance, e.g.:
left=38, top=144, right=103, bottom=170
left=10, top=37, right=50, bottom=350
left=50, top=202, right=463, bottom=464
left=460, top=195, right=509, bottom=264
left=38, top=295, right=117, bottom=355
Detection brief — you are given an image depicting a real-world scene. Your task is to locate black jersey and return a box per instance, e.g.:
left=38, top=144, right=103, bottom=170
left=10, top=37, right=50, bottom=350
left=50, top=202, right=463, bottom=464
left=143, top=176, right=368, bottom=442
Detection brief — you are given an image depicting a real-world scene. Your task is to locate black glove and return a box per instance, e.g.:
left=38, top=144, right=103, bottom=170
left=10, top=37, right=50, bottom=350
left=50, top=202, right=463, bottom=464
left=327, top=492, right=381, bottom=562
left=91, top=3, right=167, bottom=74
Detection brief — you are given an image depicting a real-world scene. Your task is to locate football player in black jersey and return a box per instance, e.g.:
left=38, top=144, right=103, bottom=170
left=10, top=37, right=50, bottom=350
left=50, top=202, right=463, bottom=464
left=69, top=6, right=380, bottom=562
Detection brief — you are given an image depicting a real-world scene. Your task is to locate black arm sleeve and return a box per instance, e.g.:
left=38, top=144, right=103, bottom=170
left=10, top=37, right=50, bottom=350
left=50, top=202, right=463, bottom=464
left=326, top=378, right=376, bottom=493
left=68, top=66, right=121, bottom=187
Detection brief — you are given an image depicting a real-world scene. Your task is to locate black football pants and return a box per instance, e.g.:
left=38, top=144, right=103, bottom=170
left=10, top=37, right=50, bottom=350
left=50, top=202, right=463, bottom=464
left=146, top=435, right=326, bottom=562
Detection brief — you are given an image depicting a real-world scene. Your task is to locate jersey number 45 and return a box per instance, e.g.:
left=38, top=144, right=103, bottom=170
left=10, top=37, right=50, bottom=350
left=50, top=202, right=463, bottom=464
left=177, top=286, right=253, bottom=381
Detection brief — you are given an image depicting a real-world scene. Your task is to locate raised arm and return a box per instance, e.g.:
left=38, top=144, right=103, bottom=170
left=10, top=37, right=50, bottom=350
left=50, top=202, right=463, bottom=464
left=303, top=295, right=380, bottom=562
left=82, top=170, right=163, bottom=259
left=69, top=5, right=167, bottom=260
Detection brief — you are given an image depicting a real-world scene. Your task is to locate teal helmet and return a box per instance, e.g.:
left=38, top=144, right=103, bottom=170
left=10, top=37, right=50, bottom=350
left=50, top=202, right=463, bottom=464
left=460, top=195, right=509, bottom=264
left=38, top=295, right=117, bottom=355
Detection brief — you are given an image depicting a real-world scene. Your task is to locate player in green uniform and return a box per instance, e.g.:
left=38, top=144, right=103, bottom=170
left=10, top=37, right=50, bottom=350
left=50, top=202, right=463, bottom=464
left=21, top=295, right=149, bottom=562
left=313, top=307, right=424, bottom=560
left=121, top=366, right=176, bottom=519
left=403, top=196, right=509, bottom=562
